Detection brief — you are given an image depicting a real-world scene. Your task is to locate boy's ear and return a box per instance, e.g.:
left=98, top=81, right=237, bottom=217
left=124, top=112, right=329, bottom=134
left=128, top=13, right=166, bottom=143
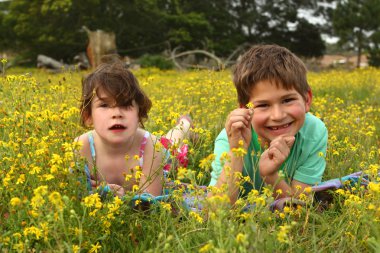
left=305, top=89, right=313, bottom=112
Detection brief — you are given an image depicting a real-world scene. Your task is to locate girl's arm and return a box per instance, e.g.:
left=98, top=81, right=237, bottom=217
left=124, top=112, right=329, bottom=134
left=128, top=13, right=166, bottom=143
left=139, top=136, right=164, bottom=196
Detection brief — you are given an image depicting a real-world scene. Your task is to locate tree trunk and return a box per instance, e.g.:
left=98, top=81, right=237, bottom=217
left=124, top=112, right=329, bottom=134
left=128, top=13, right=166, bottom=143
left=356, top=29, right=362, bottom=68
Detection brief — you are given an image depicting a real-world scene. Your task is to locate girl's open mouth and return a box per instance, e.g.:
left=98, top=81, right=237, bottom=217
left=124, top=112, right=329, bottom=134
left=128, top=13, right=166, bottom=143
left=109, top=124, right=126, bottom=130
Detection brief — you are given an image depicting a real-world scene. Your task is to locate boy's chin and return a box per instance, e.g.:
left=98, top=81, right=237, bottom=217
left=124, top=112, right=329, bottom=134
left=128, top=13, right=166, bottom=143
left=262, top=132, right=297, bottom=143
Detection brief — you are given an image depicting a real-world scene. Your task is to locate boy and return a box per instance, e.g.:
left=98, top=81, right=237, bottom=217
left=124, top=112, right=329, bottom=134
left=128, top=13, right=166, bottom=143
left=209, top=44, right=327, bottom=204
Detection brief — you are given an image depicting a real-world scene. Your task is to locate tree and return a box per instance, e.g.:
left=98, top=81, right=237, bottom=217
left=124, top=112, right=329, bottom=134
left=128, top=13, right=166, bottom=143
left=1, top=0, right=327, bottom=63
left=333, top=0, right=380, bottom=67
left=367, top=30, right=380, bottom=67
left=2, top=0, right=86, bottom=62
left=247, top=0, right=325, bottom=57
left=1, top=0, right=212, bottom=62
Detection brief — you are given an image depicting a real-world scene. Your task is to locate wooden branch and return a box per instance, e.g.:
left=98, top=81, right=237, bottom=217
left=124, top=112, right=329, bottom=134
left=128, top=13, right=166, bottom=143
left=169, top=44, right=252, bottom=70
left=170, top=46, right=183, bottom=70
left=224, top=43, right=251, bottom=66
left=172, top=50, right=223, bottom=66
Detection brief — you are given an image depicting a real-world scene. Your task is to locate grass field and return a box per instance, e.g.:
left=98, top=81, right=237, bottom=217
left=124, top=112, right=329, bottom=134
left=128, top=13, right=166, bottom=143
left=0, top=66, right=379, bottom=252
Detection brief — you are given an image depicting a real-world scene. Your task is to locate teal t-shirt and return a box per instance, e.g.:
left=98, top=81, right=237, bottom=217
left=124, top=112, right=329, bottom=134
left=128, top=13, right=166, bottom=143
left=209, top=113, right=328, bottom=197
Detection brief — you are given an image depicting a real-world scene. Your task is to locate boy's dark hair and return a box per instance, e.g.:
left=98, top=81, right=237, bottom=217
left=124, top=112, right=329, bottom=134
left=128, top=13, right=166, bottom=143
left=80, top=59, right=152, bottom=126
left=233, top=44, right=310, bottom=106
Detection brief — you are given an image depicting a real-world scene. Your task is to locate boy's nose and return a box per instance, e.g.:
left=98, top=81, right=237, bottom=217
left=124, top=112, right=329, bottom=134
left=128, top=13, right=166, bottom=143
left=270, top=105, right=285, bottom=121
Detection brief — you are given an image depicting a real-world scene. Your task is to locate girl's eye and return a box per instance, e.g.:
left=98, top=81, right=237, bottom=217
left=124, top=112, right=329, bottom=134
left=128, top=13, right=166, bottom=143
left=99, top=103, right=109, bottom=108
left=121, top=103, right=134, bottom=110
left=255, top=104, right=268, bottom=108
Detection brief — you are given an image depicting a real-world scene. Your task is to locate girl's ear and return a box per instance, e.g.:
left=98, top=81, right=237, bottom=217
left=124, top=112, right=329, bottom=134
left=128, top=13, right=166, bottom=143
left=83, top=112, right=93, bottom=127
left=305, top=89, right=313, bottom=112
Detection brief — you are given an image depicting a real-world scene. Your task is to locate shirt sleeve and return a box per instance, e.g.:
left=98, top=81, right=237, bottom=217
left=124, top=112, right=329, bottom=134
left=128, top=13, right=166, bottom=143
left=293, top=124, right=328, bottom=185
left=209, top=129, right=230, bottom=186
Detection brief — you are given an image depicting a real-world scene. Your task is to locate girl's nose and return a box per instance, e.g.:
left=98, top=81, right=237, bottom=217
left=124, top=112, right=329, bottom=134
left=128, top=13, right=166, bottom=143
left=111, top=107, right=123, bottom=118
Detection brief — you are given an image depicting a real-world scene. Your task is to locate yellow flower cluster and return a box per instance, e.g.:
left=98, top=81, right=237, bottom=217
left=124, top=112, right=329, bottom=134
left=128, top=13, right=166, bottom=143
left=0, top=67, right=379, bottom=251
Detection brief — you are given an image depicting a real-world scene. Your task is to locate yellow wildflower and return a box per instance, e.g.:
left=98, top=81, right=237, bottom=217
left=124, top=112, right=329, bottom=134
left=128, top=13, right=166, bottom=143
left=89, top=242, right=102, bottom=253
left=10, top=197, right=22, bottom=207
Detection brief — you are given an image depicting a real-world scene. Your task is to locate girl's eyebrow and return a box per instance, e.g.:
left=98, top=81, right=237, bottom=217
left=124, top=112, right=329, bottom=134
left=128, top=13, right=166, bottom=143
left=95, top=96, right=111, bottom=101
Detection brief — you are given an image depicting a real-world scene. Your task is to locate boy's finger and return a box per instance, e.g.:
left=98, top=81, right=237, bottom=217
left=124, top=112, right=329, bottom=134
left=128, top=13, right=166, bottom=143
left=229, top=115, right=250, bottom=128
left=283, top=136, right=295, bottom=148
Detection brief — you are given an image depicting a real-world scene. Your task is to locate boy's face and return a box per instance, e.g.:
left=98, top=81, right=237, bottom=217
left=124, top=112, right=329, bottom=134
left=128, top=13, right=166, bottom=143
left=249, top=80, right=312, bottom=143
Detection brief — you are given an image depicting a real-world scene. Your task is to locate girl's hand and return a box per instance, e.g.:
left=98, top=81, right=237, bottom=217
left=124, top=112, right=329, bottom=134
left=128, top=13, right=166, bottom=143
left=90, top=173, right=100, bottom=190
left=90, top=179, right=99, bottom=189
left=259, top=136, right=295, bottom=177
left=225, top=108, right=253, bottom=149
left=108, top=184, right=125, bottom=198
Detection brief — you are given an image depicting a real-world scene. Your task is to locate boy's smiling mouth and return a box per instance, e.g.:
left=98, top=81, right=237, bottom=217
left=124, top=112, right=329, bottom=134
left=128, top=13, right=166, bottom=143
left=267, top=122, right=292, bottom=130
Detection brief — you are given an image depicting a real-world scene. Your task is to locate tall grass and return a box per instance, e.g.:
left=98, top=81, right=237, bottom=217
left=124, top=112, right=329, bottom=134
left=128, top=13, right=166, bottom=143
left=0, top=67, right=379, bottom=252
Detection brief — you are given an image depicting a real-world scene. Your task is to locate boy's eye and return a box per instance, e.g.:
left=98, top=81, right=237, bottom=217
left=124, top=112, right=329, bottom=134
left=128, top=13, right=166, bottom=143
left=99, top=103, right=109, bottom=108
left=283, top=98, right=295, bottom=103
left=255, top=104, right=268, bottom=108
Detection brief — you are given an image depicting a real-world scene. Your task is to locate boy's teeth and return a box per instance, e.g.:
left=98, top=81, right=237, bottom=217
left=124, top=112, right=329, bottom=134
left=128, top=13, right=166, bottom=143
left=270, top=123, right=289, bottom=130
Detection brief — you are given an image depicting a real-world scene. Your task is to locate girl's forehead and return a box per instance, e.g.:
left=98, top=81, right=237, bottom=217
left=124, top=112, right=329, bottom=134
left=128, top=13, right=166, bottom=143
left=92, top=90, right=115, bottom=105
left=95, top=88, right=116, bottom=100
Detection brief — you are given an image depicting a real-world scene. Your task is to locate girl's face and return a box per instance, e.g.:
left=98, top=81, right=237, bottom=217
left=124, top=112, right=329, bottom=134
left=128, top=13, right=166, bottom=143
left=86, top=89, right=140, bottom=145
left=249, top=80, right=312, bottom=143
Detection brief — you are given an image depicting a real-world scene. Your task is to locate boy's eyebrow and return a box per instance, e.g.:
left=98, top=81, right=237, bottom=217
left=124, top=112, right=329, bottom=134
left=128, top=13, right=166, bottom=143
left=252, top=92, right=299, bottom=103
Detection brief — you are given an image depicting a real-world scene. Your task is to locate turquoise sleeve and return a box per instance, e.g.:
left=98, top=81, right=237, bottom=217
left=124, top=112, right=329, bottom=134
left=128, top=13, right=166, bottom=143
left=209, top=129, right=230, bottom=186
left=293, top=124, right=328, bottom=185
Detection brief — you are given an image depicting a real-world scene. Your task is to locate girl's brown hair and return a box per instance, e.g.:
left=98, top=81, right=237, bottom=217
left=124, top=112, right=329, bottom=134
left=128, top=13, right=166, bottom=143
left=80, top=60, right=152, bottom=126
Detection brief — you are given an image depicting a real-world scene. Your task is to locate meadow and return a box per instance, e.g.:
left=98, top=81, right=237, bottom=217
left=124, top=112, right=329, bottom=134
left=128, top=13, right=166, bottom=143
left=0, top=65, right=379, bottom=252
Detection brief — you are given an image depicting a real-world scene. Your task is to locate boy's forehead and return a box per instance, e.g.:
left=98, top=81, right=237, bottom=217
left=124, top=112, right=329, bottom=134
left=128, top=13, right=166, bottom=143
left=249, top=79, right=301, bottom=98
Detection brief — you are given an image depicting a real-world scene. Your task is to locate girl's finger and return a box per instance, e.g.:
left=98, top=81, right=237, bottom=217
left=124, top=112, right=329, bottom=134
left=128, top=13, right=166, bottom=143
left=90, top=179, right=98, bottom=187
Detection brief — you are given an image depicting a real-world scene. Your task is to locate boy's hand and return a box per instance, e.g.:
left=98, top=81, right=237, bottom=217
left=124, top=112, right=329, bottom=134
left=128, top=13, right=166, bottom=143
left=259, top=135, right=295, bottom=177
left=225, top=108, right=253, bottom=149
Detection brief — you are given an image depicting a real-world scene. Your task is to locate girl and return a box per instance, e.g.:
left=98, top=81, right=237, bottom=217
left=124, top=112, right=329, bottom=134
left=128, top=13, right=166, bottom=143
left=75, top=60, right=191, bottom=198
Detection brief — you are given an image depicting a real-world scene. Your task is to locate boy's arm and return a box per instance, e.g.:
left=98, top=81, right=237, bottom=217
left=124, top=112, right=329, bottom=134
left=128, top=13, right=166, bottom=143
left=213, top=151, right=245, bottom=204
left=209, top=108, right=253, bottom=204
left=259, top=135, right=303, bottom=198
left=260, top=124, right=328, bottom=198
left=261, top=173, right=310, bottom=199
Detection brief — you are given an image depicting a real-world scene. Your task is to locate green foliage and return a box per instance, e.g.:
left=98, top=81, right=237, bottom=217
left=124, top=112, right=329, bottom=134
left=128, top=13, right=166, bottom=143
left=0, top=0, right=328, bottom=63
left=138, top=54, right=174, bottom=70
left=333, top=0, right=380, bottom=67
